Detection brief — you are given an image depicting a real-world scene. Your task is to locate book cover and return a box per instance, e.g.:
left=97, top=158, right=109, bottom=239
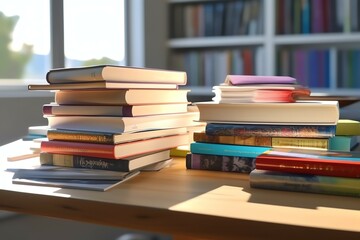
left=194, top=131, right=335, bottom=151
left=47, top=127, right=188, bottom=144
left=28, top=81, right=178, bottom=90
left=12, top=176, right=138, bottom=192
left=195, top=101, right=339, bottom=125
left=205, top=123, right=336, bottom=138
left=46, top=65, right=187, bottom=85
left=8, top=165, right=140, bottom=180
left=224, top=75, right=296, bottom=85
left=212, top=85, right=311, bottom=103
left=336, top=119, right=360, bottom=136
left=42, top=103, right=189, bottom=117
left=46, top=111, right=199, bottom=133
left=249, top=169, right=360, bottom=198
left=54, top=89, right=190, bottom=105
left=40, top=150, right=171, bottom=172
left=255, top=148, right=360, bottom=178
left=186, top=153, right=255, bottom=173
left=190, top=142, right=270, bottom=158
left=41, top=134, right=190, bottom=159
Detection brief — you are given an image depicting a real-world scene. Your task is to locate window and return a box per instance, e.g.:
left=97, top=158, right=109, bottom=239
left=0, top=0, right=126, bottom=82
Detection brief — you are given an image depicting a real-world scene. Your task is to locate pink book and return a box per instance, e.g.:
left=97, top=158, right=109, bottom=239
left=224, top=75, right=296, bottom=85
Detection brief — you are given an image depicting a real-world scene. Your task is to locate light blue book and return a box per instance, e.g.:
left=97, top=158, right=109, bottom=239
left=190, top=142, right=271, bottom=158
left=329, top=135, right=359, bottom=151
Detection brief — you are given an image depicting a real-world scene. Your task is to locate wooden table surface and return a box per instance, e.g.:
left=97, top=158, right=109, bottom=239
left=0, top=140, right=359, bottom=240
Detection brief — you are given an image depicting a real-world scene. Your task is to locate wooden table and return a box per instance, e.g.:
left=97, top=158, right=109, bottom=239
left=0, top=140, right=359, bottom=240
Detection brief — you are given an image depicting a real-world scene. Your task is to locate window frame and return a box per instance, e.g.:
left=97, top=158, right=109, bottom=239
left=0, top=0, right=129, bottom=97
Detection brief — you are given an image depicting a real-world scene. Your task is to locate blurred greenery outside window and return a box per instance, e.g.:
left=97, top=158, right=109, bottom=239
left=0, top=0, right=125, bottom=92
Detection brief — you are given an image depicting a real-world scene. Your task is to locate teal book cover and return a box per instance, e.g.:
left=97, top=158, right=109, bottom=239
left=190, top=142, right=271, bottom=158
left=250, top=169, right=360, bottom=198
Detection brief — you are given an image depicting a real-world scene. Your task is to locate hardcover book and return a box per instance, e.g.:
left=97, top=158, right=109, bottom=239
left=40, top=150, right=171, bottom=172
left=47, top=127, right=188, bottom=144
left=195, top=101, right=339, bottom=125
left=249, top=169, right=360, bottom=197
left=186, top=153, right=255, bottom=173
left=42, top=103, right=189, bottom=117
left=193, top=131, right=333, bottom=151
left=255, top=148, right=360, bottom=178
left=41, top=134, right=190, bottom=159
left=224, top=75, right=296, bottom=85
left=28, top=81, right=178, bottom=90
left=212, top=85, right=311, bottom=103
left=46, top=111, right=199, bottom=133
left=46, top=65, right=187, bottom=85
left=54, top=89, right=190, bottom=105
left=190, top=142, right=270, bottom=158
left=205, top=123, right=336, bottom=138
left=335, top=119, right=360, bottom=136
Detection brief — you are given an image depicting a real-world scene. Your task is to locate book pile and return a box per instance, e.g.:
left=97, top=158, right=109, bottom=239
left=13, top=65, right=200, bottom=191
left=187, top=75, right=337, bottom=173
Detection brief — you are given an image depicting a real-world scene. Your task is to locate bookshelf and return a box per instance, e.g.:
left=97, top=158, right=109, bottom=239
left=163, top=0, right=360, bottom=97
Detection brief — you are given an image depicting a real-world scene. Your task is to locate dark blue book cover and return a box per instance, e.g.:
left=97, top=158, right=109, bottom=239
left=186, top=153, right=255, bottom=173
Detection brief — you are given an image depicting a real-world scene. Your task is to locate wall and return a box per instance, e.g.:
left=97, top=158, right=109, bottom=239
left=0, top=97, right=52, bottom=146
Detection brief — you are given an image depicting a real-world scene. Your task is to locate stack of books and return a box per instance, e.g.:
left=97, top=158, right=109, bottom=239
left=12, top=65, right=200, bottom=191
left=186, top=75, right=343, bottom=174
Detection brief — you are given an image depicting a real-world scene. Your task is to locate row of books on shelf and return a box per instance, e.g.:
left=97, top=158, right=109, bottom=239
left=277, top=0, right=360, bottom=34
left=169, top=0, right=263, bottom=38
left=277, top=48, right=360, bottom=89
left=184, top=75, right=360, bottom=197
left=170, top=47, right=263, bottom=86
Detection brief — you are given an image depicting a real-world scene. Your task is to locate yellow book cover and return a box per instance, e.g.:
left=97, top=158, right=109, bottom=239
left=336, top=119, right=360, bottom=136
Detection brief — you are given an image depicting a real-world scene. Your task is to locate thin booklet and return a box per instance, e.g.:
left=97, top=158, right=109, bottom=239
left=8, top=165, right=140, bottom=191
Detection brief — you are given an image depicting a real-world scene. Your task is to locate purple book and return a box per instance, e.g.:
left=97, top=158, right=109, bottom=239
left=224, top=75, right=296, bottom=85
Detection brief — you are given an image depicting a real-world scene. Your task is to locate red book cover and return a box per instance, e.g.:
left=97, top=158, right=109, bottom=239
left=41, top=134, right=189, bottom=159
left=255, top=148, right=360, bottom=178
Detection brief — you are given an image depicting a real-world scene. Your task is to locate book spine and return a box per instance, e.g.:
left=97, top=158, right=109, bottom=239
left=40, top=153, right=130, bottom=171
left=249, top=169, right=360, bottom=197
left=41, top=140, right=116, bottom=159
left=194, top=132, right=330, bottom=150
left=193, top=132, right=272, bottom=146
left=271, top=137, right=329, bottom=150
left=205, top=123, right=336, bottom=138
left=186, top=153, right=255, bottom=173
left=190, top=142, right=270, bottom=158
left=47, top=130, right=115, bottom=144
left=255, top=156, right=360, bottom=178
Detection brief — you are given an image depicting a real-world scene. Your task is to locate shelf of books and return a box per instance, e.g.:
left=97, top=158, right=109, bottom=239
left=166, top=0, right=360, bottom=95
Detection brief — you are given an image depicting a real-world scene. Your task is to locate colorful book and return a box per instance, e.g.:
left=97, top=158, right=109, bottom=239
left=249, top=169, right=360, bottom=198
left=46, top=65, right=187, bottom=85
left=54, top=89, right=189, bottom=105
left=212, top=85, right=311, bottom=103
left=224, top=75, right=296, bottom=85
left=40, top=150, right=171, bottom=172
left=47, top=127, right=188, bottom=144
left=46, top=111, right=199, bottom=133
left=255, top=148, right=360, bottom=178
left=205, top=123, right=336, bottom=138
left=186, top=153, right=255, bottom=173
left=41, top=134, right=190, bottom=159
left=190, top=142, right=270, bottom=158
left=194, top=131, right=338, bottom=151
left=195, top=101, right=339, bottom=125
left=42, top=103, right=189, bottom=117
